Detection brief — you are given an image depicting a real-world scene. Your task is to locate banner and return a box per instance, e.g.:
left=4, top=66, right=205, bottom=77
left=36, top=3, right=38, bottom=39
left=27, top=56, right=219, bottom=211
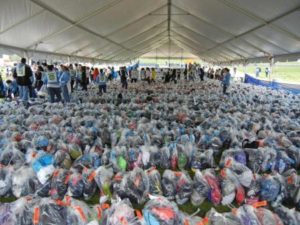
left=244, top=74, right=300, bottom=95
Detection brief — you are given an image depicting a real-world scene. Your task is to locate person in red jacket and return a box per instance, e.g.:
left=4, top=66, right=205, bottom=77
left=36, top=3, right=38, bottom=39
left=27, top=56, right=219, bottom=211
left=93, top=68, right=99, bottom=82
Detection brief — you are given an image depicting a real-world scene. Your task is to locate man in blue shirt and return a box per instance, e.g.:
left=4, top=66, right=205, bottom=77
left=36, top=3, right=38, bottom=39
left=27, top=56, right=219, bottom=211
left=59, top=65, right=70, bottom=103
left=222, top=68, right=231, bottom=95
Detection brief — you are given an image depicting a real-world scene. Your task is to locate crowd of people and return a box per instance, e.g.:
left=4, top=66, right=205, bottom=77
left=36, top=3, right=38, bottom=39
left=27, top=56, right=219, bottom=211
left=0, top=58, right=234, bottom=107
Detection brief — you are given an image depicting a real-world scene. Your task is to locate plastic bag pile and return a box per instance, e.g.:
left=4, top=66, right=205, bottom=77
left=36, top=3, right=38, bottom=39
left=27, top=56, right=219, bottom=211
left=0, top=80, right=300, bottom=224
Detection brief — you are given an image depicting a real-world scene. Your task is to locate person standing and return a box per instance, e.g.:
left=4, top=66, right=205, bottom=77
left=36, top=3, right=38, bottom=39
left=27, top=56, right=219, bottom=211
left=75, top=64, right=81, bottom=90
left=93, top=68, right=99, bottom=82
left=120, top=67, right=128, bottom=89
left=69, top=64, right=76, bottom=93
left=145, top=67, right=151, bottom=84
left=34, top=66, right=44, bottom=91
left=60, top=65, right=70, bottom=103
left=255, top=67, right=261, bottom=77
left=13, top=58, right=33, bottom=107
left=96, top=69, right=107, bottom=95
left=222, top=68, right=231, bottom=95
left=80, top=66, right=88, bottom=91
left=131, top=68, right=138, bottom=83
left=198, top=66, right=205, bottom=81
left=43, top=65, right=62, bottom=103
left=171, top=69, right=177, bottom=84
left=151, top=68, right=157, bottom=83
left=0, top=75, right=5, bottom=98
left=265, top=67, right=270, bottom=78
left=90, top=67, right=94, bottom=83
left=140, top=68, right=146, bottom=80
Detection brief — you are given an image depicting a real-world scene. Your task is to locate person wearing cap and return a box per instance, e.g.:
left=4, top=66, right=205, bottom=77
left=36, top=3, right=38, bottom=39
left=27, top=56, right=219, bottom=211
left=43, top=64, right=62, bottom=103
left=13, top=58, right=33, bottom=106
left=59, top=65, right=70, bottom=103
left=5, top=79, right=18, bottom=99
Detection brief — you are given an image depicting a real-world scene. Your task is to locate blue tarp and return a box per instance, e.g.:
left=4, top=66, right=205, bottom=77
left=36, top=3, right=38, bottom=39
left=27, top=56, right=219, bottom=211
left=244, top=74, right=300, bottom=95
left=127, top=62, right=139, bottom=71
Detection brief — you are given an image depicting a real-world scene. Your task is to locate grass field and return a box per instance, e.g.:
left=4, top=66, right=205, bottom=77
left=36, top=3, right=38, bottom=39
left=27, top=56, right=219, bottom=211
left=237, top=62, right=300, bottom=83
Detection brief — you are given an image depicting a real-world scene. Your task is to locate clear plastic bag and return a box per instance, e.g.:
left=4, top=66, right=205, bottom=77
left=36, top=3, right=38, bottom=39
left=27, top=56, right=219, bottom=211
left=0, top=167, right=13, bottom=197
left=146, top=167, right=163, bottom=196
left=101, top=199, right=139, bottom=225
left=94, top=166, right=114, bottom=201
left=12, top=166, right=38, bottom=198
left=191, top=149, right=216, bottom=170
left=203, top=169, right=222, bottom=205
left=32, top=153, right=55, bottom=185
left=65, top=197, right=94, bottom=225
left=0, top=203, right=15, bottom=225
left=254, top=207, right=284, bottom=225
left=143, top=196, right=183, bottom=225
left=0, top=144, right=25, bottom=169
left=162, top=170, right=177, bottom=201
left=220, top=169, right=237, bottom=206
left=191, top=170, right=210, bottom=206
left=50, top=169, right=70, bottom=200
left=206, top=208, right=241, bottom=225
left=274, top=205, right=298, bottom=225
left=220, top=149, right=247, bottom=166
left=119, top=168, right=149, bottom=204
left=54, top=150, right=72, bottom=169
left=82, top=168, right=97, bottom=200
left=259, top=175, right=281, bottom=203
left=223, top=157, right=253, bottom=188
left=67, top=172, right=84, bottom=198
left=174, top=171, right=193, bottom=205
left=34, top=198, right=68, bottom=225
left=245, top=148, right=277, bottom=173
left=235, top=205, right=261, bottom=225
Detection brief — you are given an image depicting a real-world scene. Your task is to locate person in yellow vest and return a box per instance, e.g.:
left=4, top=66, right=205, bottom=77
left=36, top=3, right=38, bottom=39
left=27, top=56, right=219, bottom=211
left=151, top=68, right=157, bottom=83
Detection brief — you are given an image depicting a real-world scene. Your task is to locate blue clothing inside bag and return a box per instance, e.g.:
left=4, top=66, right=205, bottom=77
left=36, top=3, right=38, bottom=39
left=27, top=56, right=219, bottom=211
left=32, top=154, right=54, bottom=172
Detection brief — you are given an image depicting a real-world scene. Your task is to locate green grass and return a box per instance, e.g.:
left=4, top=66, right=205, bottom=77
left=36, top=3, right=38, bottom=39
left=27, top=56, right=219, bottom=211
left=0, top=196, right=17, bottom=203
left=237, top=62, right=300, bottom=83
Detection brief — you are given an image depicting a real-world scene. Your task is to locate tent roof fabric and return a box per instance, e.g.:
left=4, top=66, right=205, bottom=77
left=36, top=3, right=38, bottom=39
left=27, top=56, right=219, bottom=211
left=0, top=0, right=299, bottom=63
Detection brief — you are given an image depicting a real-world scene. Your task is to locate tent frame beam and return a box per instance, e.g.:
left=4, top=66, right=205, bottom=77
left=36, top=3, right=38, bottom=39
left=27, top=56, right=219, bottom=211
left=171, top=23, right=249, bottom=59
left=0, top=10, right=45, bottom=35
left=28, top=0, right=134, bottom=53
left=87, top=20, right=167, bottom=58
left=215, top=0, right=300, bottom=41
left=104, top=4, right=168, bottom=38
left=0, top=43, right=125, bottom=63
left=172, top=4, right=300, bottom=60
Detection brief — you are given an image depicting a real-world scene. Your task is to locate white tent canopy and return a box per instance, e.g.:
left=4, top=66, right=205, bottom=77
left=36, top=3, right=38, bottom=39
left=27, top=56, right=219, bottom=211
left=0, top=0, right=299, bottom=63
